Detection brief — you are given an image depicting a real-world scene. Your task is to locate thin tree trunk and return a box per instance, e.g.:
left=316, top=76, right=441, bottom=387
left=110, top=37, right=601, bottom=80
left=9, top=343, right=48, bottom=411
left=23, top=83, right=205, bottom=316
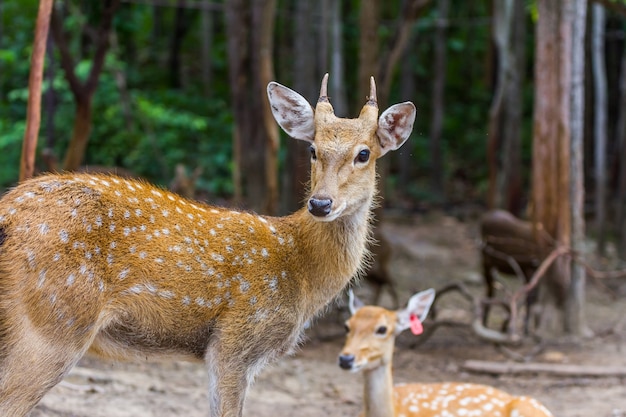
left=330, top=0, right=347, bottom=117
left=617, top=47, right=626, bottom=260
left=255, top=0, right=278, bottom=215
left=51, top=0, right=120, bottom=172
left=592, top=3, right=607, bottom=255
left=20, top=0, right=54, bottom=181
left=486, top=0, right=513, bottom=209
left=568, top=0, right=589, bottom=336
left=429, top=0, right=448, bottom=200
left=284, top=0, right=316, bottom=213
left=502, top=0, right=526, bottom=216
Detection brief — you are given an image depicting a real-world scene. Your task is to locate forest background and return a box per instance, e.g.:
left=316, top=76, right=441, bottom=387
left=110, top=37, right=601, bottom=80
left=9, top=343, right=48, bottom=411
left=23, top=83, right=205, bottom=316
left=2, top=0, right=626, bottom=328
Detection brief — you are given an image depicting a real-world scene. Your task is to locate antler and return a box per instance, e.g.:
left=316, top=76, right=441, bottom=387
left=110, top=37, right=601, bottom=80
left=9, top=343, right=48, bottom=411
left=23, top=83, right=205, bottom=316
left=318, top=73, right=330, bottom=103
left=367, top=76, right=377, bottom=106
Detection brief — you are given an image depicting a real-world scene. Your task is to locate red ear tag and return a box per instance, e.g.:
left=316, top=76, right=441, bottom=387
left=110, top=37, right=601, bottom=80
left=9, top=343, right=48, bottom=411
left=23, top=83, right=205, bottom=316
left=409, top=314, right=423, bottom=335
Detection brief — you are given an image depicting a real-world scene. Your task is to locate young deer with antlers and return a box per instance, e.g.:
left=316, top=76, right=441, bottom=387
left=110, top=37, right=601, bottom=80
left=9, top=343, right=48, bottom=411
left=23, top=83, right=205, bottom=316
left=0, top=74, right=415, bottom=417
left=339, top=289, right=554, bottom=417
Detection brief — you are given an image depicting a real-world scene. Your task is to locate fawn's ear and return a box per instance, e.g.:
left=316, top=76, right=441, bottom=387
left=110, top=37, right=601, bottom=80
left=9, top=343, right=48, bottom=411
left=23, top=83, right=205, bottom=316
left=376, top=102, right=416, bottom=157
left=348, top=289, right=365, bottom=316
left=395, top=288, right=435, bottom=334
left=267, top=82, right=316, bottom=143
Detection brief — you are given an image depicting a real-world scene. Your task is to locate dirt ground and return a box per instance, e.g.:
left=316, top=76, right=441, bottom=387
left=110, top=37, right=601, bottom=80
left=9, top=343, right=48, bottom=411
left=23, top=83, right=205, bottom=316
left=33, top=213, right=626, bottom=417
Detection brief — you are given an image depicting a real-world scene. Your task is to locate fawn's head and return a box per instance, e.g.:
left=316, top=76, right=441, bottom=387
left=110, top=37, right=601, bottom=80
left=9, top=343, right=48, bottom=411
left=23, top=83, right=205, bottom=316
left=338, top=289, right=435, bottom=372
left=267, top=74, right=416, bottom=221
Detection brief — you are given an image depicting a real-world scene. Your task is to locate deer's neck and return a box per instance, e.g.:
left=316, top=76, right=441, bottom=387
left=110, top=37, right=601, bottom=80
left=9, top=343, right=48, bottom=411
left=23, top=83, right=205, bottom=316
left=289, top=202, right=372, bottom=314
left=363, top=365, right=396, bottom=417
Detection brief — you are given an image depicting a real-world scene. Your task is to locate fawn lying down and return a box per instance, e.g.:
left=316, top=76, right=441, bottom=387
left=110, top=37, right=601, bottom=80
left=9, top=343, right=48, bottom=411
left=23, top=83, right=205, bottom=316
left=0, top=74, right=415, bottom=417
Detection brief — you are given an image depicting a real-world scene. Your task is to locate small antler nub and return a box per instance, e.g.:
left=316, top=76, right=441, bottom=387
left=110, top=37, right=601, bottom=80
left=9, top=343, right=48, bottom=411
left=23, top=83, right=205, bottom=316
left=367, top=76, right=377, bottom=106
left=318, top=73, right=330, bottom=103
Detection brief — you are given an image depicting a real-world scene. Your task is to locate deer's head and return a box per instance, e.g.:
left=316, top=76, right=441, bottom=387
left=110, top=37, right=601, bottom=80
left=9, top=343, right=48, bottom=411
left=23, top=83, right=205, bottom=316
left=267, top=74, right=416, bottom=221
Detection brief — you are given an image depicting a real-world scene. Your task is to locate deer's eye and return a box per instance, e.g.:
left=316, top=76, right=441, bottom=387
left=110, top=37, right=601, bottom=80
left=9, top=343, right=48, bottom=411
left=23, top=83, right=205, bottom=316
left=355, top=149, right=370, bottom=163
left=309, top=146, right=317, bottom=160
left=375, top=325, right=387, bottom=335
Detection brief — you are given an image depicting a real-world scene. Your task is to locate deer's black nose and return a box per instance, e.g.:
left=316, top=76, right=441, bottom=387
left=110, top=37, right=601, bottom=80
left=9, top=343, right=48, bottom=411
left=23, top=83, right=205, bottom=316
left=308, top=197, right=332, bottom=217
left=338, top=354, right=355, bottom=370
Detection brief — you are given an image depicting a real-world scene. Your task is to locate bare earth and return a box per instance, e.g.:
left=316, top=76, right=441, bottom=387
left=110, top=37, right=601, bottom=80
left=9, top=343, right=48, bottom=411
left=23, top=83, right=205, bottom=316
left=33, top=213, right=626, bottom=417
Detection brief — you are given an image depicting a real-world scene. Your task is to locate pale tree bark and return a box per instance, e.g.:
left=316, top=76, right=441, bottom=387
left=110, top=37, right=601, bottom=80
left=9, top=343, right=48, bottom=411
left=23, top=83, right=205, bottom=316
left=568, top=0, right=589, bottom=336
left=358, top=0, right=380, bottom=111
left=20, top=0, right=54, bottom=181
left=486, top=0, right=526, bottom=215
left=617, top=47, right=626, bottom=260
left=429, top=0, right=448, bottom=200
left=592, top=3, right=607, bottom=256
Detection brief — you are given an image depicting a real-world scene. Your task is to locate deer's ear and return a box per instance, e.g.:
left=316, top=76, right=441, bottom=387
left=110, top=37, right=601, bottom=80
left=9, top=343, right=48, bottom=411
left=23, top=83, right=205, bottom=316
left=395, top=288, right=435, bottom=334
left=348, top=289, right=365, bottom=315
left=267, top=82, right=316, bottom=143
left=376, top=102, right=416, bottom=157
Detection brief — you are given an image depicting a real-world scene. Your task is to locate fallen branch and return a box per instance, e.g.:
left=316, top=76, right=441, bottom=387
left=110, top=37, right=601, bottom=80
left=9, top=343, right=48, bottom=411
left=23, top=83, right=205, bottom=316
left=462, top=359, right=626, bottom=377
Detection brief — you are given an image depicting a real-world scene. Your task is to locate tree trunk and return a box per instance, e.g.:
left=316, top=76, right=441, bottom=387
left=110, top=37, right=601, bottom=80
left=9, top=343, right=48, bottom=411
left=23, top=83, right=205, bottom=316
left=532, top=0, right=587, bottom=337
left=169, top=0, right=192, bottom=89
left=429, top=0, right=448, bottom=201
left=592, top=3, right=607, bottom=256
left=568, top=0, right=589, bottom=337
left=617, top=46, right=626, bottom=260
left=20, top=0, right=54, bottom=181
left=284, top=0, right=317, bottom=214
left=358, top=0, right=380, bottom=112
left=51, top=0, right=120, bottom=172
left=330, top=0, right=348, bottom=117
left=255, top=0, right=278, bottom=215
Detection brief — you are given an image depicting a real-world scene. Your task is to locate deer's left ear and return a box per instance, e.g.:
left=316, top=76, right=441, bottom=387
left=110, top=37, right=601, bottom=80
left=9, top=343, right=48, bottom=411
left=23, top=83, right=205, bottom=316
left=395, top=288, right=435, bottom=334
left=376, top=102, right=416, bottom=157
left=348, top=289, right=365, bottom=316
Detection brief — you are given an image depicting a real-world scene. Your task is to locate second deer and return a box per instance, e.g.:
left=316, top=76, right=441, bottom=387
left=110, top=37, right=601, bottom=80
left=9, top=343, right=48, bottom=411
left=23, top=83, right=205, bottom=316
left=338, top=289, right=554, bottom=417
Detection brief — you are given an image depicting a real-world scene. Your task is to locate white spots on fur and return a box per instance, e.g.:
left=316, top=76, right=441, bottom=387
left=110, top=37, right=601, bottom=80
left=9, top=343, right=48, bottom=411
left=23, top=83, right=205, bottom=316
left=155, top=257, right=164, bottom=264
left=53, top=253, right=61, bottom=262
left=261, top=248, right=269, bottom=258
left=257, top=216, right=268, bottom=224
left=59, top=230, right=69, bottom=243
left=66, top=273, right=76, bottom=286
left=212, top=253, right=224, bottom=262
left=108, top=208, right=114, bottom=218
left=182, top=296, right=191, bottom=305
left=118, top=268, right=130, bottom=280
left=151, top=189, right=163, bottom=198
left=95, top=216, right=103, bottom=227
left=139, top=251, right=147, bottom=259
left=123, top=226, right=131, bottom=237
left=39, top=223, right=50, bottom=236
left=37, top=269, right=47, bottom=288
left=7, top=207, right=17, bottom=215
left=124, top=210, right=131, bottom=219
left=109, top=223, right=116, bottom=233
left=159, top=290, right=175, bottom=299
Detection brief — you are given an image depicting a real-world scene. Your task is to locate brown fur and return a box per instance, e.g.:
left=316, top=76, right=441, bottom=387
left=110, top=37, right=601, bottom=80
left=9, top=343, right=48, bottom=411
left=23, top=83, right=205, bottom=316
left=0, top=76, right=415, bottom=417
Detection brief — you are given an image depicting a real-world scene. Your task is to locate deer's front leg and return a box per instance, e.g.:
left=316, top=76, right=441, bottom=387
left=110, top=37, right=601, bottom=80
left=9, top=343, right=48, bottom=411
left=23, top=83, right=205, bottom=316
left=205, top=328, right=272, bottom=417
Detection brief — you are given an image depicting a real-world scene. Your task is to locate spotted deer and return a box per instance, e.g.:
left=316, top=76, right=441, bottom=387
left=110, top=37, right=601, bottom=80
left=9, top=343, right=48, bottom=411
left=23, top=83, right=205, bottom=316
left=0, top=74, right=415, bottom=417
left=339, top=289, right=554, bottom=417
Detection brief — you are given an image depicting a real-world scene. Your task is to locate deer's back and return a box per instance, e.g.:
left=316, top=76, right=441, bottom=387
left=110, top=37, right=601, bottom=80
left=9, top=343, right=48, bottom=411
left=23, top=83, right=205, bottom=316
left=0, top=174, right=303, bottom=360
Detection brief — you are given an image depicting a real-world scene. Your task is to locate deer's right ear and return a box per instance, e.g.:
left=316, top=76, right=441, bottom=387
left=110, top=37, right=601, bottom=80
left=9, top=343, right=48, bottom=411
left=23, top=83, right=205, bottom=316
left=267, top=82, right=316, bottom=143
left=348, top=289, right=365, bottom=315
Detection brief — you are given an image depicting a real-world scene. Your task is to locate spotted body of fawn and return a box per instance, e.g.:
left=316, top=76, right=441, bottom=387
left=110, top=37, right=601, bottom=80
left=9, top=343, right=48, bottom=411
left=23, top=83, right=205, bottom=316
left=339, top=289, right=554, bottom=417
left=0, top=75, right=416, bottom=416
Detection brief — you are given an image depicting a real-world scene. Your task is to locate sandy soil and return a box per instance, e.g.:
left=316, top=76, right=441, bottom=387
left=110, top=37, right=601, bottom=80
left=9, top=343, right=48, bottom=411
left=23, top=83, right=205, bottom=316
left=33, top=213, right=626, bottom=417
